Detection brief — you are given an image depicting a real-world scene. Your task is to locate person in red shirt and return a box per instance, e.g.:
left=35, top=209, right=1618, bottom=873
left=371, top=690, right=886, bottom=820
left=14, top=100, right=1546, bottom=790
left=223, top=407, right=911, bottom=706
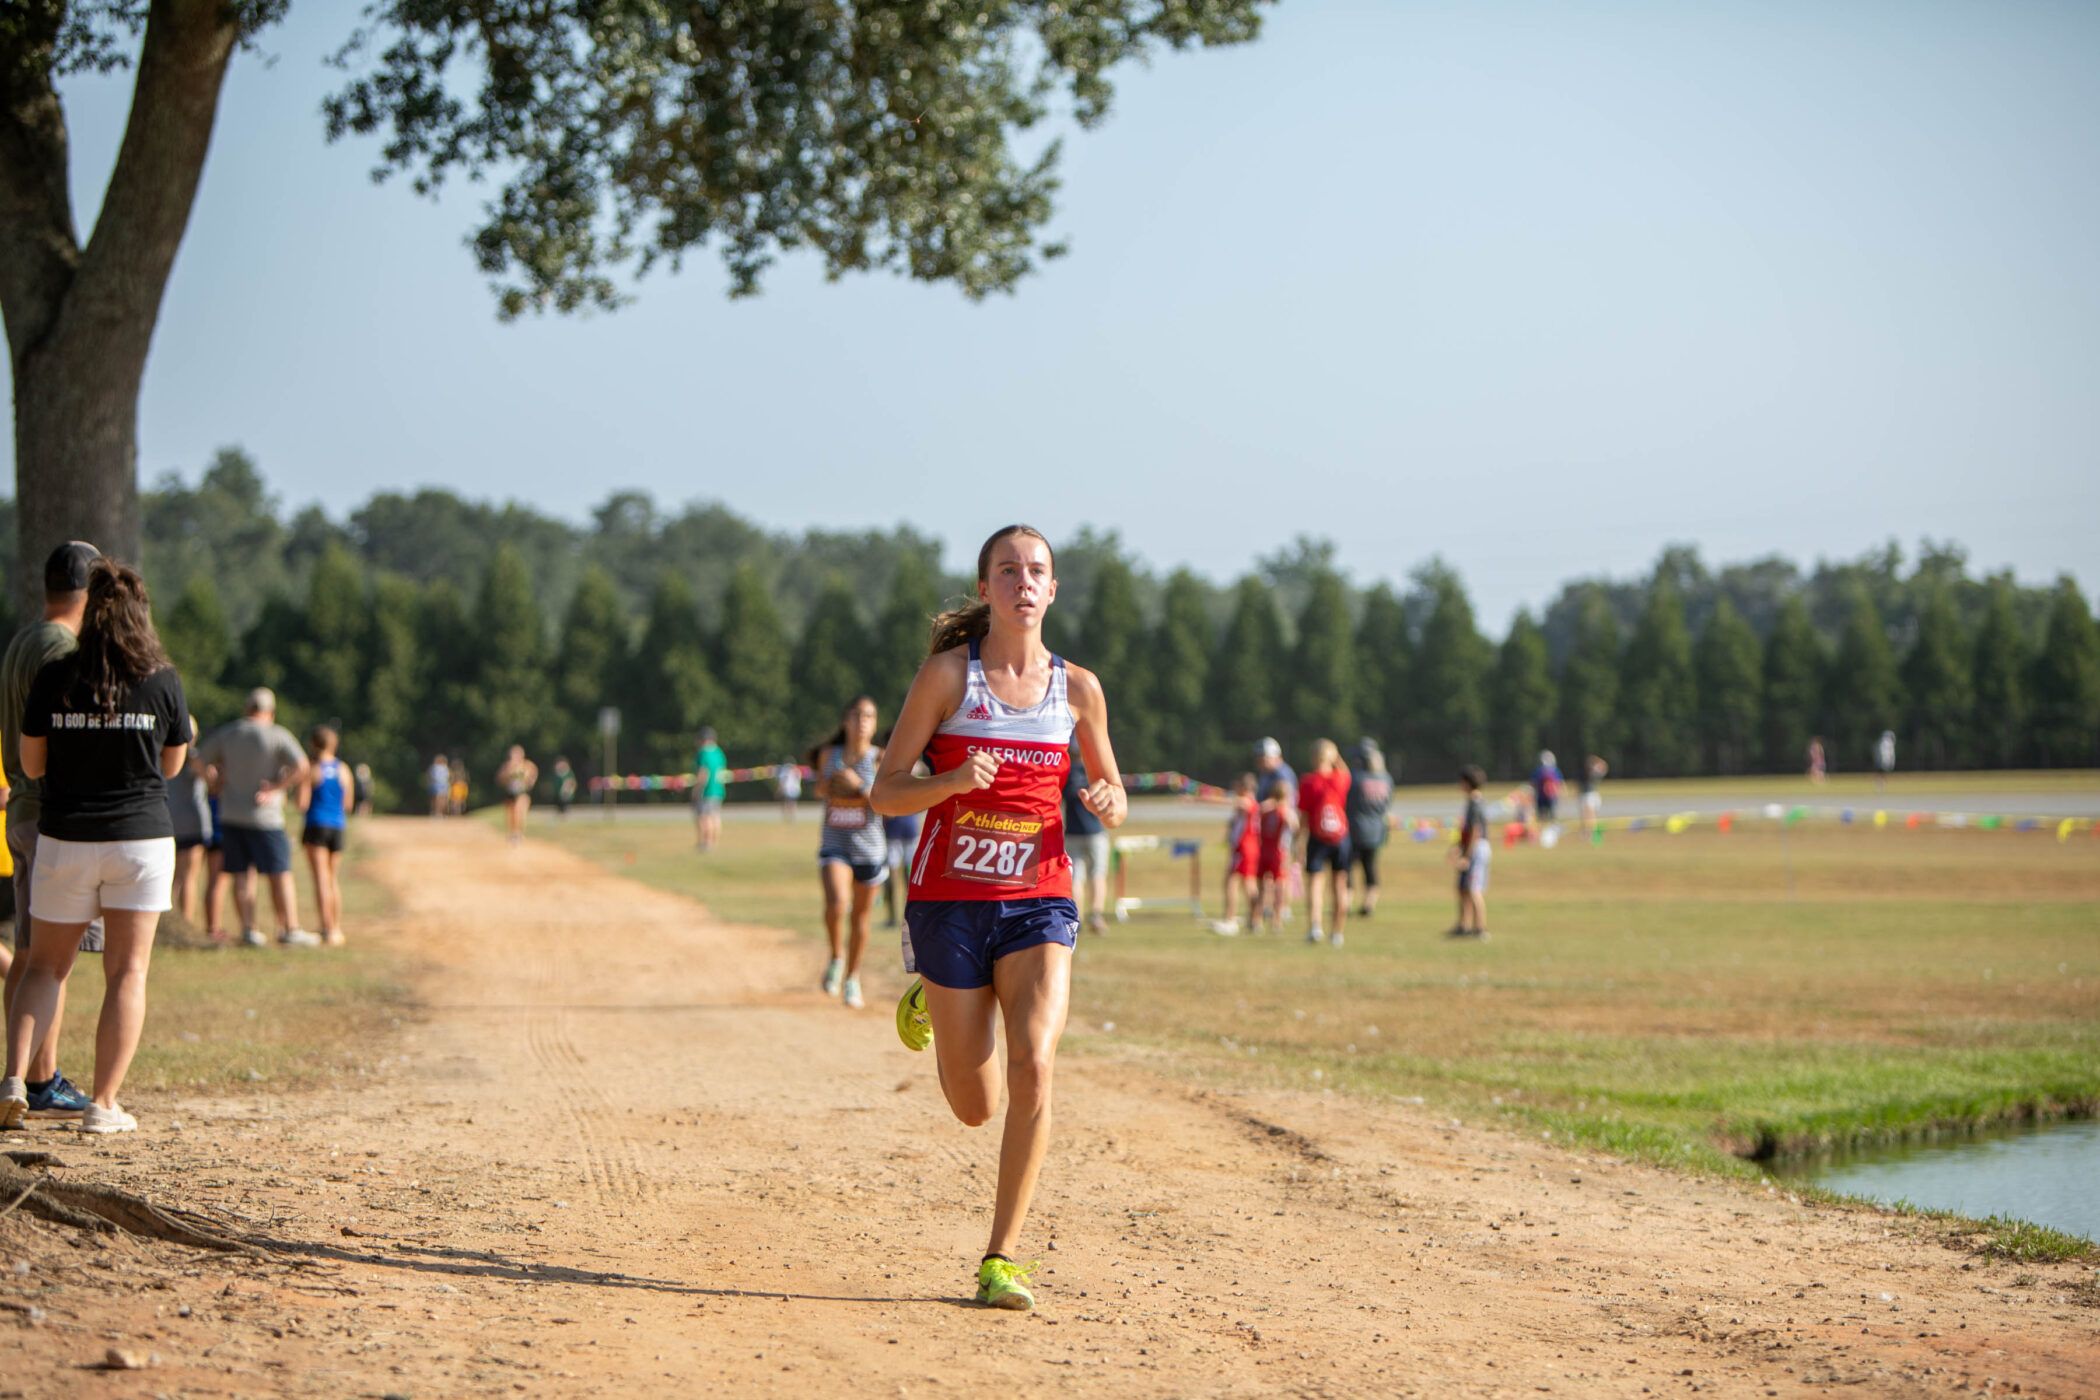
left=1209, top=773, right=1261, bottom=935
left=1254, top=778, right=1295, bottom=931
left=1296, top=739, right=1353, bottom=947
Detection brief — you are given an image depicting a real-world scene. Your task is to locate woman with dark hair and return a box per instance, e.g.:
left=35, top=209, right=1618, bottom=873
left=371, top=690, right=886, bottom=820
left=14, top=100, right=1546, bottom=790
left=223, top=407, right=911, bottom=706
left=1, top=561, right=190, bottom=1135
left=809, top=696, right=885, bottom=1010
left=871, top=524, right=1126, bottom=1312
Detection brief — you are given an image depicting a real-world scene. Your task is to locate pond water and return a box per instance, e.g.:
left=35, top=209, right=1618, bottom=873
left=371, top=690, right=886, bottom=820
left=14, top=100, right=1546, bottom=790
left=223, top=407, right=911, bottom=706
left=1775, top=1120, right=2099, bottom=1241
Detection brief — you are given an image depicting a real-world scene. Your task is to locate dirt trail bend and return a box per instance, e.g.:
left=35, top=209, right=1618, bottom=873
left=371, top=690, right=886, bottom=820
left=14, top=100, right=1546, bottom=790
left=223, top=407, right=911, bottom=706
left=5, top=816, right=2094, bottom=1399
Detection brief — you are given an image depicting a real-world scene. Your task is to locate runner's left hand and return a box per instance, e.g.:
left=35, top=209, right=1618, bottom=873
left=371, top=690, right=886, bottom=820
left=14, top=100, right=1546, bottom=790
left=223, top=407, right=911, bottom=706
left=1080, top=778, right=1124, bottom=823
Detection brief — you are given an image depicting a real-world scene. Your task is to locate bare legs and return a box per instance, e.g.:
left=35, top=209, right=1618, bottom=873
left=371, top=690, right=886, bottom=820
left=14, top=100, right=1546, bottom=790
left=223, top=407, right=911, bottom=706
left=173, top=843, right=203, bottom=923
left=921, top=943, right=1072, bottom=1259
left=819, top=863, right=875, bottom=980
left=1315, top=867, right=1347, bottom=941
left=0, top=953, right=61, bottom=1082
left=231, top=869, right=301, bottom=935
left=4, top=910, right=158, bottom=1110
left=306, top=843, right=344, bottom=942
left=203, top=853, right=226, bottom=937
left=506, top=795, right=530, bottom=843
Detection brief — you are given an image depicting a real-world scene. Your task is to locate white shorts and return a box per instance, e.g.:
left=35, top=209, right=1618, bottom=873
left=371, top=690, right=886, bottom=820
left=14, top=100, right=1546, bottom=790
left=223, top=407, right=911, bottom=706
left=29, top=835, right=176, bottom=922
left=1581, top=791, right=1602, bottom=816
left=1070, top=830, right=1112, bottom=885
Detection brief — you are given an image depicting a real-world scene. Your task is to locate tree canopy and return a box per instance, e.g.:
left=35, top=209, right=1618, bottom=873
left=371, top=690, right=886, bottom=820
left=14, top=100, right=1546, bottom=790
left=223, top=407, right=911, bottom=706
left=1, top=0, right=1271, bottom=609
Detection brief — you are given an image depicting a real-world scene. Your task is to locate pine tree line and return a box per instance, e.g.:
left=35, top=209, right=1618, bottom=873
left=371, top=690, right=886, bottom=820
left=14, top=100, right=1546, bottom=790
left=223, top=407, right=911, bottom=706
left=8, top=454, right=2092, bottom=809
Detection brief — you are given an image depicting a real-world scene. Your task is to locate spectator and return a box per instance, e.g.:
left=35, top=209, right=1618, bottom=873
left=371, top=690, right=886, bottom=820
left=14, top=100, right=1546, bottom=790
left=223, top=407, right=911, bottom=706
left=1063, top=747, right=1111, bottom=934
left=1528, top=749, right=1564, bottom=841
left=167, top=717, right=213, bottom=929
left=0, top=541, right=104, bottom=1119
left=426, top=753, right=450, bottom=818
left=692, top=726, right=728, bottom=851
left=300, top=726, right=350, bottom=944
left=551, top=757, right=577, bottom=818
left=1449, top=765, right=1491, bottom=940
left=1296, top=739, right=1352, bottom=947
left=1874, top=730, right=1896, bottom=794
left=1345, top=739, right=1394, bottom=918
left=774, top=756, right=802, bottom=820
left=1579, top=755, right=1608, bottom=838
left=197, top=688, right=316, bottom=948
left=1253, top=736, right=1296, bottom=804
left=2, top=559, right=190, bottom=1134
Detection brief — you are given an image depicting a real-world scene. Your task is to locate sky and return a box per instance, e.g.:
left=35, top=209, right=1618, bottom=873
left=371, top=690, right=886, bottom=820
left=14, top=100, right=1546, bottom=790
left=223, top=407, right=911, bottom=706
left=27, top=0, right=2100, bottom=630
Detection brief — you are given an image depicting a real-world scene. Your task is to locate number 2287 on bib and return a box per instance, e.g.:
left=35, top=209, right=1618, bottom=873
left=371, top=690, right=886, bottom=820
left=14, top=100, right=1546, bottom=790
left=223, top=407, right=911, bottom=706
left=944, top=807, right=1048, bottom=888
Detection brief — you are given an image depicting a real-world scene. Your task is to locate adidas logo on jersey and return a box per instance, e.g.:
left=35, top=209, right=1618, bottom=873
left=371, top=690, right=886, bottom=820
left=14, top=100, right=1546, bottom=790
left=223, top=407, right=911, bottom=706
left=965, top=703, right=993, bottom=720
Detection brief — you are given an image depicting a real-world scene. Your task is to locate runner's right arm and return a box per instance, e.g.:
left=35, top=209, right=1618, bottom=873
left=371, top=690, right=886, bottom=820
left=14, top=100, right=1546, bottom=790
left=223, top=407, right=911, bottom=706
left=868, top=648, right=996, bottom=817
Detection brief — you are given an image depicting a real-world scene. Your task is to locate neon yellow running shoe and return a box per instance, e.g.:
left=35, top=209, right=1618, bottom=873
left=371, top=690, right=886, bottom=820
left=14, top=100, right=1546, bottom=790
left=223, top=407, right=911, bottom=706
left=895, top=978, right=932, bottom=1052
left=975, top=1256, right=1038, bottom=1311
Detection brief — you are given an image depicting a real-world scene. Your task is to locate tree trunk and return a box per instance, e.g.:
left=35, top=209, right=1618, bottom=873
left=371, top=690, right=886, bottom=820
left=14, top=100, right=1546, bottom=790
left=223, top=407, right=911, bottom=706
left=0, top=0, right=237, bottom=618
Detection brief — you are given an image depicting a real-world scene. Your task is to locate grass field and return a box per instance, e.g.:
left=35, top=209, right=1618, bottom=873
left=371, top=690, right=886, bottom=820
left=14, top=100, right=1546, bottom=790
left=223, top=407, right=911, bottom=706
left=43, top=828, right=413, bottom=1094
left=513, top=784, right=2100, bottom=1195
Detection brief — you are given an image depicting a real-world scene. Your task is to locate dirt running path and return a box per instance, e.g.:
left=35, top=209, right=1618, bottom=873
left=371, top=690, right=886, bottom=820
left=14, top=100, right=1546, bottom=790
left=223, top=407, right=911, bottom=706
left=4, top=817, right=2094, bottom=1398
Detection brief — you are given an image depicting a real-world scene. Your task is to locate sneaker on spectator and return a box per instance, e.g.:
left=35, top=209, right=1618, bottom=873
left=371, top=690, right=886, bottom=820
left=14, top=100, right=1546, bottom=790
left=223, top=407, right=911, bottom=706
left=26, top=1074, right=91, bottom=1116
left=81, top=1103, right=137, bottom=1134
left=279, top=928, right=323, bottom=948
left=241, top=927, right=267, bottom=947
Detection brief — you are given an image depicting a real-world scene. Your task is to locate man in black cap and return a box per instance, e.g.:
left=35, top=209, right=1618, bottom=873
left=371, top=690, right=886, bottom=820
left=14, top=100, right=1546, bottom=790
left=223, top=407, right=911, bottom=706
left=0, top=542, right=105, bottom=1118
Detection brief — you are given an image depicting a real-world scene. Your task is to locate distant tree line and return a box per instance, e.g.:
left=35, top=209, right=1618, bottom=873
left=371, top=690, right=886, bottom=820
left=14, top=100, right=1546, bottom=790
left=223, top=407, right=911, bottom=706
left=2, top=450, right=2093, bottom=809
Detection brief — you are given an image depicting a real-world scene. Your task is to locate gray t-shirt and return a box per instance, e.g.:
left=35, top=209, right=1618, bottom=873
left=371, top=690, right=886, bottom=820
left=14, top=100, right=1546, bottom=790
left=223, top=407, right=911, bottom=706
left=0, top=620, right=78, bottom=827
left=197, top=717, right=306, bottom=830
left=167, top=752, right=212, bottom=843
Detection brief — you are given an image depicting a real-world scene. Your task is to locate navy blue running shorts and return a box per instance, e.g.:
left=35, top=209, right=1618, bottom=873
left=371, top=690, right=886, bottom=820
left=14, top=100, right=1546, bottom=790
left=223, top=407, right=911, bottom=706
left=904, top=896, right=1080, bottom=990
left=1305, top=837, right=1351, bottom=874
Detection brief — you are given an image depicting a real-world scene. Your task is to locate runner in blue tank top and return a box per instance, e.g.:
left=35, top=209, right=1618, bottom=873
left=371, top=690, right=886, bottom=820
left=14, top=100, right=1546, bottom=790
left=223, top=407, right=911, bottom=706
left=299, top=726, right=349, bottom=946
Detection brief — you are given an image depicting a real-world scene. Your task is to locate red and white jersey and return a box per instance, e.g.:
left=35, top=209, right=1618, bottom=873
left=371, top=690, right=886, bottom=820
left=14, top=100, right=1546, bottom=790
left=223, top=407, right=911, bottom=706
left=908, top=639, right=1076, bottom=902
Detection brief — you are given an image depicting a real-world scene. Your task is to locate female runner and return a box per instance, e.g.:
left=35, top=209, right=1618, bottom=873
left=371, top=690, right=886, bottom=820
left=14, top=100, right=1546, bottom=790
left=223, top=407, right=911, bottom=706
left=810, top=696, right=884, bottom=1010
left=870, top=525, right=1125, bottom=1312
left=497, top=745, right=538, bottom=844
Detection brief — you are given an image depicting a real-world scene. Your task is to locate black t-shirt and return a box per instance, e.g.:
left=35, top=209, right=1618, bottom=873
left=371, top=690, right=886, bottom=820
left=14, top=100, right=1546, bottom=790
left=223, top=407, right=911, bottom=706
left=21, top=660, right=190, bottom=842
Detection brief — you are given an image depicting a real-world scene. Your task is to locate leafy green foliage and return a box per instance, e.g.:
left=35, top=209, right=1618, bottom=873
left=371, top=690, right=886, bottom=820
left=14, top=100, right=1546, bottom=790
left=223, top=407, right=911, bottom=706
left=1902, top=584, right=1972, bottom=769
left=1354, top=583, right=1410, bottom=761
left=630, top=570, right=716, bottom=772
left=1407, top=561, right=1489, bottom=776
left=1557, top=585, right=1620, bottom=770
left=1970, top=577, right=2027, bottom=769
left=870, top=551, right=943, bottom=709
left=1827, top=586, right=1903, bottom=769
left=1210, top=575, right=1284, bottom=753
left=2028, top=577, right=2100, bottom=766
left=470, top=544, right=553, bottom=756
left=791, top=575, right=873, bottom=749
left=1693, top=598, right=1761, bottom=775
left=1490, top=609, right=1554, bottom=778
left=1286, top=569, right=1358, bottom=745
left=98, top=457, right=2100, bottom=811
left=1761, top=596, right=1824, bottom=771
left=714, top=562, right=793, bottom=759
left=1149, top=569, right=1213, bottom=775
left=1618, top=581, right=1697, bottom=777
left=323, top=0, right=1271, bottom=314
left=1079, top=554, right=1151, bottom=761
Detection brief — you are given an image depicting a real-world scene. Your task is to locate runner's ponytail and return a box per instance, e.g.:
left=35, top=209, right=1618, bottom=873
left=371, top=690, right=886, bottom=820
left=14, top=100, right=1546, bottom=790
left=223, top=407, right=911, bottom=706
left=925, top=600, right=992, bottom=657
left=924, top=524, right=1055, bottom=659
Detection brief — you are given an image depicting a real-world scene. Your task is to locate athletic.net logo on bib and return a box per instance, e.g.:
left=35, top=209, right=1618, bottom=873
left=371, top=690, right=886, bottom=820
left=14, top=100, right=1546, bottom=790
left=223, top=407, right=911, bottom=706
left=944, top=806, right=1047, bottom=887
